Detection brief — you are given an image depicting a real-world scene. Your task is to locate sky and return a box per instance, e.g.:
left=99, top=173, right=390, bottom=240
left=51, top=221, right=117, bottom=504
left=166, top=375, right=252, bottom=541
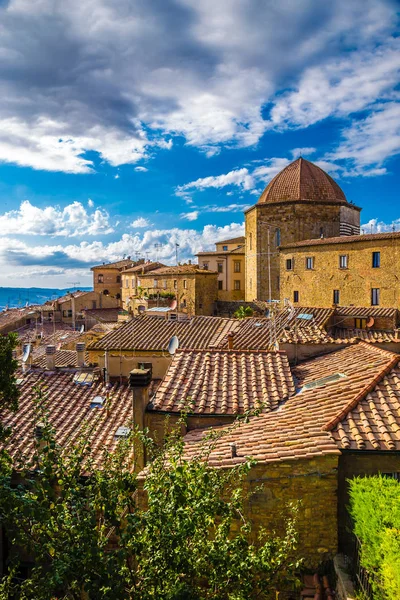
left=0, top=0, right=399, bottom=288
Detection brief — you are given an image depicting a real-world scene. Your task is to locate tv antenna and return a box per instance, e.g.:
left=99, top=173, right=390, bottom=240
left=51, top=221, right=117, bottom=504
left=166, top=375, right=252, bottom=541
left=68, top=281, right=81, bottom=291
left=154, top=243, right=163, bottom=261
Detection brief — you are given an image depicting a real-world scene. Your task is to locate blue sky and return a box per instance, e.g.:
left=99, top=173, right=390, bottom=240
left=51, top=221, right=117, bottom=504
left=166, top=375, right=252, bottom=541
left=0, top=0, right=399, bottom=288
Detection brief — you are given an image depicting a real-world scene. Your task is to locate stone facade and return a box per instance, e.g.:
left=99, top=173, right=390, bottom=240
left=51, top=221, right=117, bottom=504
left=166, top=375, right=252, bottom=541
left=197, top=236, right=245, bottom=302
left=280, top=233, right=400, bottom=308
left=245, top=201, right=360, bottom=302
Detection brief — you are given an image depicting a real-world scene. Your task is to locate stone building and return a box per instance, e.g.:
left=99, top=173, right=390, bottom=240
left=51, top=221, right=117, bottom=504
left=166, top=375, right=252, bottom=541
left=196, top=236, right=245, bottom=301
left=91, top=258, right=138, bottom=302
left=280, top=231, right=400, bottom=308
left=244, top=157, right=361, bottom=302
left=120, top=261, right=165, bottom=312
left=137, top=264, right=218, bottom=316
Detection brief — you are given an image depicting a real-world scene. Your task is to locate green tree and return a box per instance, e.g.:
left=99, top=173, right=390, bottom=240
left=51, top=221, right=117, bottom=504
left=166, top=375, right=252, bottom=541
left=0, top=390, right=301, bottom=599
left=233, top=306, right=254, bottom=319
left=0, top=333, right=19, bottom=442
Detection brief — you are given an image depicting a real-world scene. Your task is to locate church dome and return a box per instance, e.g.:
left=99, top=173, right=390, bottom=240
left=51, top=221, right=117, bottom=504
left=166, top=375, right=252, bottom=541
left=257, top=157, right=347, bottom=204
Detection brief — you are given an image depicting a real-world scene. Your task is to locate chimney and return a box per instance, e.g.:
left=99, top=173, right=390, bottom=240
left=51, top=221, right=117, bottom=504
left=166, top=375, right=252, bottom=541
left=227, top=331, right=234, bottom=350
left=45, top=345, right=56, bottom=370
left=129, top=367, right=152, bottom=470
left=76, top=342, right=86, bottom=367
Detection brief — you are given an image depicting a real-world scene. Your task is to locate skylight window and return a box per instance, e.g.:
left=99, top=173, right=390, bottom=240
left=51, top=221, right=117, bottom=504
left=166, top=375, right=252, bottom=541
left=115, top=426, right=131, bottom=439
left=301, top=373, right=347, bottom=392
left=16, top=378, right=24, bottom=385
left=73, top=372, right=95, bottom=386
left=90, top=396, right=104, bottom=409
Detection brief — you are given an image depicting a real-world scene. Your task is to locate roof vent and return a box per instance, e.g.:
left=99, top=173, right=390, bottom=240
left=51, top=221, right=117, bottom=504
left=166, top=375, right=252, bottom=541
left=115, top=426, right=131, bottom=439
left=301, top=373, right=347, bottom=392
left=90, top=395, right=104, bottom=409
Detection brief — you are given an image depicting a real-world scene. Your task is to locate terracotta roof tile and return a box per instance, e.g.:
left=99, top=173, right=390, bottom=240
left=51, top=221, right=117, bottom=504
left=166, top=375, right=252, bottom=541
left=257, top=158, right=349, bottom=205
left=150, top=349, right=295, bottom=415
left=29, top=349, right=90, bottom=369
left=182, top=343, right=400, bottom=466
left=334, top=306, right=398, bottom=319
left=123, top=261, right=165, bottom=274
left=281, top=230, right=400, bottom=249
left=0, top=371, right=133, bottom=467
left=82, top=308, right=120, bottom=322
left=215, top=236, right=245, bottom=245
left=91, top=259, right=137, bottom=270
left=140, top=264, right=217, bottom=276
left=88, top=315, right=241, bottom=352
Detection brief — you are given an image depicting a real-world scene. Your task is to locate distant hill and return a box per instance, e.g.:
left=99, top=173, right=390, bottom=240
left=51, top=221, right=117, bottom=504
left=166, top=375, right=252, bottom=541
left=0, top=287, right=93, bottom=312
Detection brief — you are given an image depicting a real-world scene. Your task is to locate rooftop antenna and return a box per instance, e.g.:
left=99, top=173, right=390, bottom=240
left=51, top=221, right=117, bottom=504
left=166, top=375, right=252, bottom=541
left=175, top=243, right=180, bottom=266
left=154, top=243, right=163, bottom=261
left=145, top=251, right=150, bottom=261
left=67, top=281, right=81, bottom=291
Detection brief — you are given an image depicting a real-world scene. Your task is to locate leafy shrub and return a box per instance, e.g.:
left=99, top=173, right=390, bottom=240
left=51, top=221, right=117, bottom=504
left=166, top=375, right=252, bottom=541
left=349, top=475, right=400, bottom=599
left=233, top=306, right=254, bottom=319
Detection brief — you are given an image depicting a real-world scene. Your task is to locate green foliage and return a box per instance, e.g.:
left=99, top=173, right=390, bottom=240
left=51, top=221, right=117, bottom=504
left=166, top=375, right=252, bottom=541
left=148, top=291, right=176, bottom=300
left=233, top=306, right=254, bottom=319
left=0, top=391, right=302, bottom=599
left=349, top=475, right=400, bottom=599
left=0, top=333, right=19, bottom=444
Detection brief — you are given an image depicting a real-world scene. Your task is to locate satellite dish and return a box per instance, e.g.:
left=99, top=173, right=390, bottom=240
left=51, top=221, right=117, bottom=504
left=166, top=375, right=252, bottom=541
left=80, top=324, right=85, bottom=334
left=167, top=335, right=179, bottom=355
left=22, top=343, right=31, bottom=363
left=366, top=316, right=375, bottom=328
left=170, top=299, right=177, bottom=310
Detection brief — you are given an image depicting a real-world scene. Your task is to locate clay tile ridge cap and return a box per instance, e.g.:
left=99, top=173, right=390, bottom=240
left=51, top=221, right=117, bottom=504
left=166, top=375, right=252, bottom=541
left=257, top=157, right=347, bottom=205
left=323, top=348, right=400, bottom=432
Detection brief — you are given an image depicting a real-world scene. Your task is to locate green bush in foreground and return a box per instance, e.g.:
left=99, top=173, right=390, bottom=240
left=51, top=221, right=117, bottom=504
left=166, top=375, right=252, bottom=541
left=0, top=389, right=301, bottom=599
left=349, top=475, right=400, bottom=599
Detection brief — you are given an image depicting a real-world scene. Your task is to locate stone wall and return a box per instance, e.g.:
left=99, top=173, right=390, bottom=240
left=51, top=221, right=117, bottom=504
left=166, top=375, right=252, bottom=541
left=280, top=236, right=400, bottom=308
left=194, top=272, right=218, bottom=316
left=216, top=300, right=265, bottom=317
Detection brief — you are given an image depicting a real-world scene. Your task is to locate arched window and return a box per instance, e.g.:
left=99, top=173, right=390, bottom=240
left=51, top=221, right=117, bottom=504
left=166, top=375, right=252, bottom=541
left=275, top=228, right=281, bottom=246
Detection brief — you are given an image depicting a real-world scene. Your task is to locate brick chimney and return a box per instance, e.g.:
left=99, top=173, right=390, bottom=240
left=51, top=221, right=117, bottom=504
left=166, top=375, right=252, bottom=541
left=45, top=345, right=56, bottom=370
left=76, top=342, right=86, bottom=367
left=129, top=367, right=152, bottom=470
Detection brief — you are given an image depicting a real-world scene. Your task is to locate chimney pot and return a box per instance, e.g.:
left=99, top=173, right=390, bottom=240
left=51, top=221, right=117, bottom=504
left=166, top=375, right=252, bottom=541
left=46, top=345, right=56, bottom=370
left=35, top=422, right=45, bottom=440
left=230, top=442, right=237, bottom=458
left=76, top=342, right=86, bottom=367
left=227, top=331, right=234, bottom=350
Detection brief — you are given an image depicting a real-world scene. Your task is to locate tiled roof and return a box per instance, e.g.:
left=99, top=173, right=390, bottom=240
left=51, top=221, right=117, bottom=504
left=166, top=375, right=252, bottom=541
left=88, top=315, right=241, bottom=352
left=150, top=349, right=295, bottom=415
left=182, top=343, right=400, bottom=466
left=82, top=308, right=121, bottom=322
left=281, top=230, right=400, bottom=249
left=55, top=290, right=90, bottom=304
left=0, top=371, right=132, bottom=467
left=257, top=158, right=349, bottom=205
left=29, top=349, right=90, bottom=369
left=0, top=306, right=42, bottom=331
left=91, top=259, right=137, bottom=270
left=123, top=261, right=165, bottom=274
left=216, top=236, right=245, bottom=245
left=228, top=307, right=334, bottom=350
left=140, top=264, right=217, bottom=276
left=332, top=329, right=400, bottom=344
left=334, top=306, right=398, bottom=319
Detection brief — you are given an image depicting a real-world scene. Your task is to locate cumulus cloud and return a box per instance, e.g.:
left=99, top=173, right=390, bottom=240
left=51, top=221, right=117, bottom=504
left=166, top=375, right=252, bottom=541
left=0, top=200, right=114, bottom=237
left=0, top=0, right=397, bottom=172
left=361, top=218, right=400, bottom=234
left=291, top=147, right=316, bottom=158
left=134, top=166, right=148, bottom=172
left=131, top=217, right=151, bottom=228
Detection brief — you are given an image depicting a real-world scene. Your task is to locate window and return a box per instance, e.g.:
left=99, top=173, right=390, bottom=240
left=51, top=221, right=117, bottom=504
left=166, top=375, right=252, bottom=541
left=355, top=318, right=367, bottom=329
left=249, top=232, right=252, bottom=251
left=163, top=280, right=167, bottom=289
left=275, top=228, right=281, bottom=246
left=116, top=275, right=121, bottom=283
left=234, top=280, right=241, bottom=291
left=182, top=299, right=187, bottom=308
left=202, top=262, right=209, bottom=270
left=286, top=258, right=293, bottom=271
left=306, top=257, right=314, bottom=270
left=183, top=280, right=187, bottom=289
left=153, top=279, right=158, bottom=288
left=333, top=289, right=340, bottom=304
left=217, top=262, right=223, bottom=273
left=320, top=227, right=324, bottom=238
left=234, top=261, right=241, bottom=273
left=137, top=279, right=141, bottom=287
left=125, top=279, right=129, bottom=288
left=98, top=274, right=104, bottom=283
left=173, top=279, right=177, bottom=289
left=293, top=290, right=299, bottom=303
left=222, top=245, right=228, bottom=251
left=92, top=301, right=97, bottom=309
left=371, top=288, right=380, bottom=306
left=339, top=255, right=348, bottom=269
left=218, top=280, right=223, bottom=290
left=372, top=251, right=380, bottom=268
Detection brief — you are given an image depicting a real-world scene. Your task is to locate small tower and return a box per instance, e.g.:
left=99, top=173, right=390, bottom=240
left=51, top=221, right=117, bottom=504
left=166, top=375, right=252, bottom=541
left=245, top=158, right=361, bottom=301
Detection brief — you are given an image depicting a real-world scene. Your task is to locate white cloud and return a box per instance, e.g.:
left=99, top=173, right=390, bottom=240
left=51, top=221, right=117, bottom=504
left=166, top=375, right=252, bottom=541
left=0, top=200, right=114, bottom=237
left=87, top=198, right=94, bottom=208
left=0, top=0, right=397, bottom=172
left=180, top=211, right=199, bottom=221
left=203, top=203, right=250, bottom=213
left=361, top=218, right=400, bottom=234
left=134, top=166, right=148, bottom=172
left=326, top=101, right=400, bottom=175
left=291, top=147, right=316, bottom=158
left=131, top=217, right=151, bottom=228
left=114, top=174, right=120, bottom=179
